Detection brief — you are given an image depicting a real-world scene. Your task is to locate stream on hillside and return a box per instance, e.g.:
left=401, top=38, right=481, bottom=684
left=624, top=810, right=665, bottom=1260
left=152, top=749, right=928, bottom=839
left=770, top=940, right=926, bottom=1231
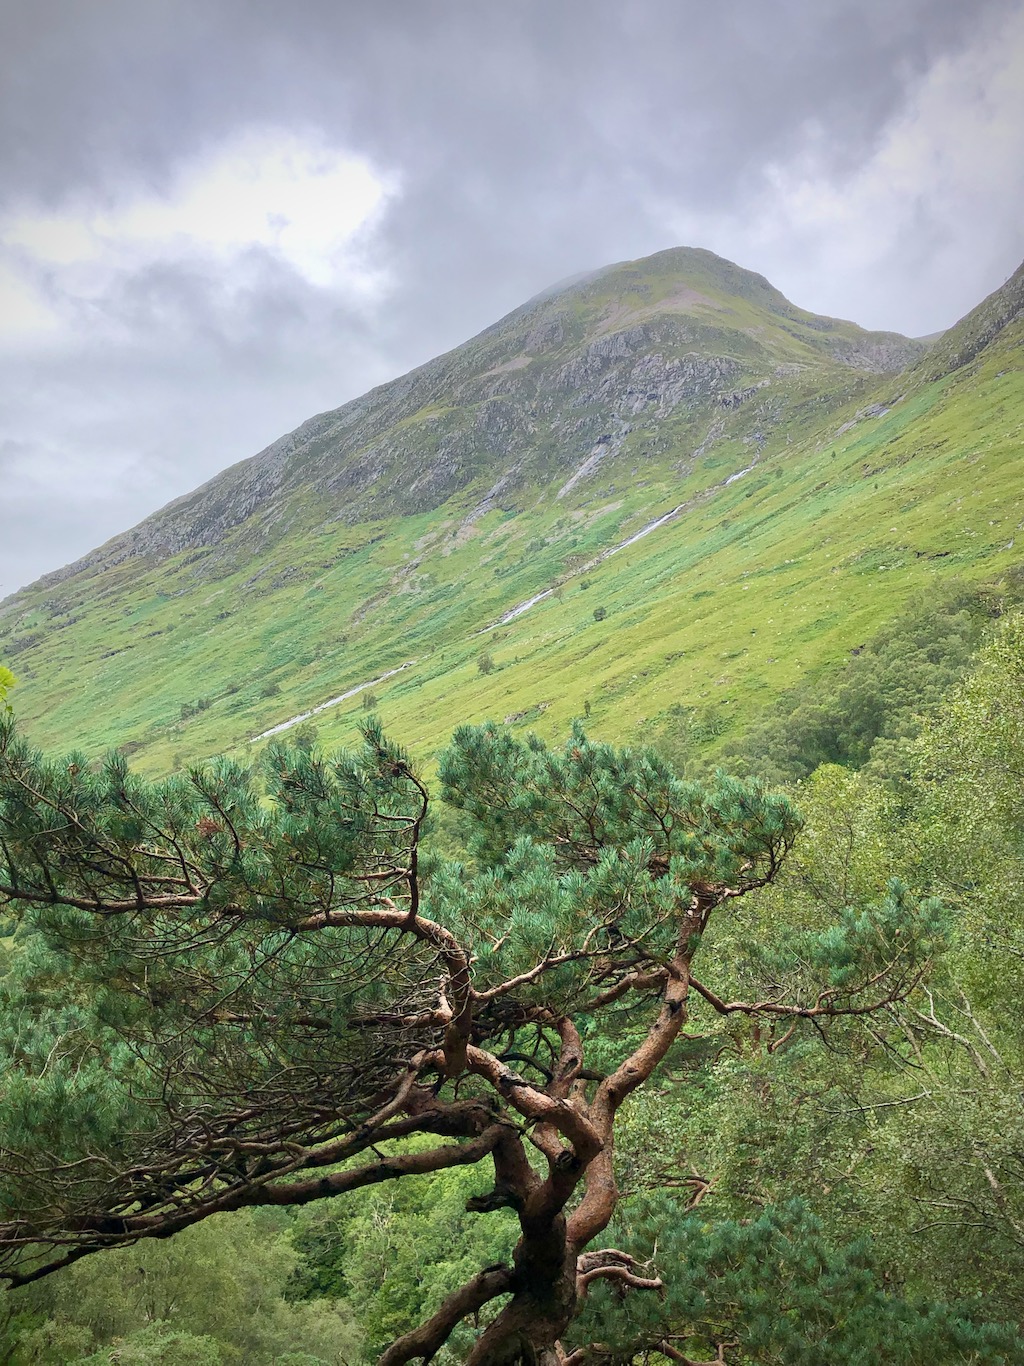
left=250, top=457, right=759, bottom=740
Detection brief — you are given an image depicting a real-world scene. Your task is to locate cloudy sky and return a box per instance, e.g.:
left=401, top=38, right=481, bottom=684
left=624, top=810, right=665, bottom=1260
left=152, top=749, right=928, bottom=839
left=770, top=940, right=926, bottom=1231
left=1, top=0, right=1022, bottom=594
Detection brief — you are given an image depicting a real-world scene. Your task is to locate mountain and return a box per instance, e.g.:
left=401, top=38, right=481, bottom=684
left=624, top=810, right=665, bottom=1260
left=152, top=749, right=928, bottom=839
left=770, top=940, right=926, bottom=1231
left=2, top=247, right=1022, bottom=774
left=32, top=247, right=921, bottom=584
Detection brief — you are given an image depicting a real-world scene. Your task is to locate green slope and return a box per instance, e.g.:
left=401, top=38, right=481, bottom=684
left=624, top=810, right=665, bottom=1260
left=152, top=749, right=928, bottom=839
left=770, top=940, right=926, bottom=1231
left=1, top=249, right=1021, bottom=773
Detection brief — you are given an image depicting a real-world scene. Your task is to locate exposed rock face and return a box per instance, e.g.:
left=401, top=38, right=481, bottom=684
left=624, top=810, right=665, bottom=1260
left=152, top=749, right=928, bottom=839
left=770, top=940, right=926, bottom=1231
left=825, top=336, right=925, bottom=372
left=18, top=246, right=929, bottom=596
left=914, top=259, right=1024, bottom=382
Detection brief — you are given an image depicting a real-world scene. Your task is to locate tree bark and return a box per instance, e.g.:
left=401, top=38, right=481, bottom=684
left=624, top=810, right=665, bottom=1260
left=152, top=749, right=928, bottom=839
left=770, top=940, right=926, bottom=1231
left=463, top=1230, right=578, bottom=1366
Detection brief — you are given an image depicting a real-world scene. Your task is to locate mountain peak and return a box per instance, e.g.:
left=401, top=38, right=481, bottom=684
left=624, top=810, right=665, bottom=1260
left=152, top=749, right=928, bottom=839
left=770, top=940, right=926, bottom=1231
left=7, top=246, right=924, bottom=598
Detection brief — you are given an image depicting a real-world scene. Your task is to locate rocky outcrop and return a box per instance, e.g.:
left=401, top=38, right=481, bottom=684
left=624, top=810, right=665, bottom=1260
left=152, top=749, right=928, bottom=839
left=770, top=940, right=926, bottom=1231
left=913, top=260, right=1024, bottom=382
left=825, top=335, right=924, bottom=373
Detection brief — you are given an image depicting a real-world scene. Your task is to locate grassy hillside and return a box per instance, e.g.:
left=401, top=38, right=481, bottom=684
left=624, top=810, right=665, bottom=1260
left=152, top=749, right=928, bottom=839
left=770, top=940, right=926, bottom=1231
left=1, top=249, right=1021, bottom=774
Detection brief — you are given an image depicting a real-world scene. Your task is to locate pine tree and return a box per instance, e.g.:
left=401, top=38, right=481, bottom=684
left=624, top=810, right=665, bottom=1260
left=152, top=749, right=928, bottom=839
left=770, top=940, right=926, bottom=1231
left=0, top=716, right=961, bottom=1364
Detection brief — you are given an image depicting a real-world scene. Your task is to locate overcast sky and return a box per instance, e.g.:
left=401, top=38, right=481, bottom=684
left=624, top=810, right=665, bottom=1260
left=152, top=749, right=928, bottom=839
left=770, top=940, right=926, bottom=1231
left=1, top=0, right=1022, bottom=595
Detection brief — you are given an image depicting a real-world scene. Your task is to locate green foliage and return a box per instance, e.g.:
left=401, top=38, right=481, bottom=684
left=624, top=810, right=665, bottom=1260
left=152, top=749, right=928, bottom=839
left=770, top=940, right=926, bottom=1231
left=915, top=609, right=1024, bottom=875
left=712, top=582, right=1000, bottom=784
left=292, top=721, right=319, bottom=751
left=0, top=1211, right=360, bottom=1365
left=438, top=718, right=799, bottom=896
left=74, top=1322, right=223, bottom=1366
left=289, top=1162, right=516, bottom=1361
left=0, top=719, right=438, bottom=1252
left=571, top=1199, right=1021, bottom=1364
left=179, top=696, right=212, bottom=720
left=0, top=666, right=13, bottom=716
left=654, top=628, right=1024, bottom=1336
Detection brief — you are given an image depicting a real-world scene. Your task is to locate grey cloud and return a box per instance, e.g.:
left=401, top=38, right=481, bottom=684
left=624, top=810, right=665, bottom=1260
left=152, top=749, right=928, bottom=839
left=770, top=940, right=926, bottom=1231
left=0, top=0, right=1021, bottom=593
left=0, top=250, right=397, bottom=592
left=3, top=1, right=1007, bottom=192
